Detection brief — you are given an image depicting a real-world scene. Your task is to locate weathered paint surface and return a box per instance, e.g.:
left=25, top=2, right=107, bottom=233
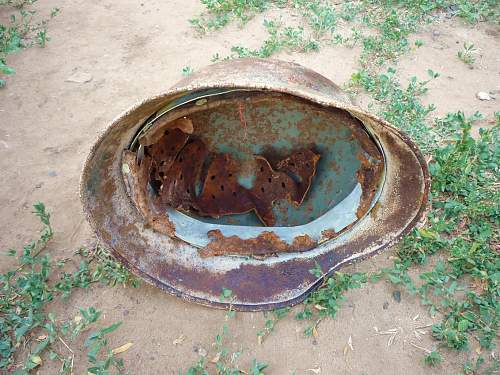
left=80, top=58, right=430, bottom=310
left=124, top=89, right=383, bottom=255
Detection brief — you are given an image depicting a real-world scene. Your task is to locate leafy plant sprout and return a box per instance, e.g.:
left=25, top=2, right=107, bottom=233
left=457, top=42, right=478, bottom=66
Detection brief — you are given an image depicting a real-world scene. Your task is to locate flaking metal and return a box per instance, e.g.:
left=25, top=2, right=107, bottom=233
left=80, top=58, right=430, bottom=310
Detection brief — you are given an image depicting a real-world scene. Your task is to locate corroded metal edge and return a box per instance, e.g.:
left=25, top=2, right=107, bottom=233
left=79, top=58, right=431, bottom=311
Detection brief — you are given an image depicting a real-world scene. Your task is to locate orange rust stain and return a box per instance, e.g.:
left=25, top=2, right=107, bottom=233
left=356, top=151, right=384, bottom=219
left=122, top=150, right=175, bottom=236
left=370, top=202, right=381, bottom=219
left=238, top=101, right=248, bottom=142
left=321, top=229, right=337, bottom=239
left=147, top=214, right=176, bottom=237
left=200, top=230, right=316, bottom=257
left=128, top=125, right=321, bottom=228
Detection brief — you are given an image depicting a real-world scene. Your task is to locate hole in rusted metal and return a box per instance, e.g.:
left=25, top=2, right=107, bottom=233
left=130, top=127, right=321, bottom=228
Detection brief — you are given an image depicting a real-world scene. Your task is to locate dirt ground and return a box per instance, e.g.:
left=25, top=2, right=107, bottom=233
left=0, top=1, right=498, bottom=374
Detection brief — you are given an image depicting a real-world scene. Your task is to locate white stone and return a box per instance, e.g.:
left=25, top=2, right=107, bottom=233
left=476, top=91, right=492, bottom=101
left=66, top=72, right=93, bottom=83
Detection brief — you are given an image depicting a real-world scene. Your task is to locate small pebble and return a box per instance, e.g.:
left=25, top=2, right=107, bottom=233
left=392, top=290, right=401, bottom=303
left=476, top=92, right=492, bottom=101
left=66, top=71, right=93, bottom=84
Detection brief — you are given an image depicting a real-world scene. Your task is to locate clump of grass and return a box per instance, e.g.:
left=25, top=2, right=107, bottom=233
left=192, top=0, right=498, bottom=67
left=0, top=0, right=59, bottom=87
left=374, top=113, right=499, bottom=363
left=349, top=67, right=440, bottom=152
left=457, top=42, right=478, bottom=66
left=189, top=0, right=279, bottom=34
left=295, top=265, right=367, bottom=336
left=0, top=203, right=137, bottom=373
left=183, top=289, right=268, bottom=375
left=424, top=351, right=443, bottom=367
left=226, top=19, right=319, bottom=60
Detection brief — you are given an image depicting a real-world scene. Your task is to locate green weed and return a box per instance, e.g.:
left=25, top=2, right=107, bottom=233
left=349, top=67, right=439, bottom=152
left=183, top=289, right=268, bottom=374
left=424, top=350, right=443, bottom=367
left=457, top=42, right=478, bottom=66
left=186, top=0, right=500, bottom=370
left=256, top=307, right=290, bottom=344
left=225, top=19, right=319, bottom=60
left=193, top=0, right=498, bottom=66
left=0, top=0, right=59, bottom=87
left=85, top=322, right=125, bottom=374
left=461, top=356, right=485, bottom=374
left=0, top=203, right=137, bottom=373
left=189, top=0, right=276, bottom=34
left=295, top=265, right=367, bottom=336
left=182, top=65, right=194, bottom=76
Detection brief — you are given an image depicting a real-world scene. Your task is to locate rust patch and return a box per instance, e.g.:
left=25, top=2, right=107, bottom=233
left=157, top=139, right=207, bottom=211
left=356, top=151, right=384, bottom=219
left=149, top=128, right=190, bottom=178
left=197, top=153, right=254, bottom=217
left=275, top=149, right=320, bottom=205
left=200, top=229, right=317, bottom=257
left=122, top=150, right=152, bottom=215
left=147, top=214, right=176, bottom=237
left=321, top=229, right=337, bottom=240
left=249, top=156, right=298, bottom=226
left=196, top=152, right=318, bottom=226
left=370, top=201, right=381, bottom=219
left=122, top=150, right=175, bottom=236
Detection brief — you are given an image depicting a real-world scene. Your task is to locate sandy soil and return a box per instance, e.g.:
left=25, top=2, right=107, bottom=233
left=0, top=1, right=498, bottom=374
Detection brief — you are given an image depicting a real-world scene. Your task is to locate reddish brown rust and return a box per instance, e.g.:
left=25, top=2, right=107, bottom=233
left=370, top=202, right=381, bottom=219
left=248, top=156, right=299, bottom=226
left=275, top=149, right=320, bottom=205
left=149, top=128, right=190, bottom=179
left=200, top=229, right=317, bottom=257
left=196, top=152, right=318, bottom=226
left=197, top=153, right=255, bottom=217
left=321, top=229, right=337, bottom=239
left=147, top=214, right=176, bottom=237
left=130, top=129, right=321, bottom=229
left=158, top=139, right=207, bottom=211
left=122, top=150, right=175, bottom=236
left=356, top=151, right=384, bottom=219
left=122, top=150, right=152, bottom=216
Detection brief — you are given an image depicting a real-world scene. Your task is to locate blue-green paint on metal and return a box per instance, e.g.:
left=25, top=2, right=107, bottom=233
left=167, top=183, right=363, bottom=248
left=136, top=88, right=384, bottom=230
left=129, top=87, right=254, bottom=150
left=185, top=96, right=368, bottom=227
left=237, top=175, right=255, bottom=189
